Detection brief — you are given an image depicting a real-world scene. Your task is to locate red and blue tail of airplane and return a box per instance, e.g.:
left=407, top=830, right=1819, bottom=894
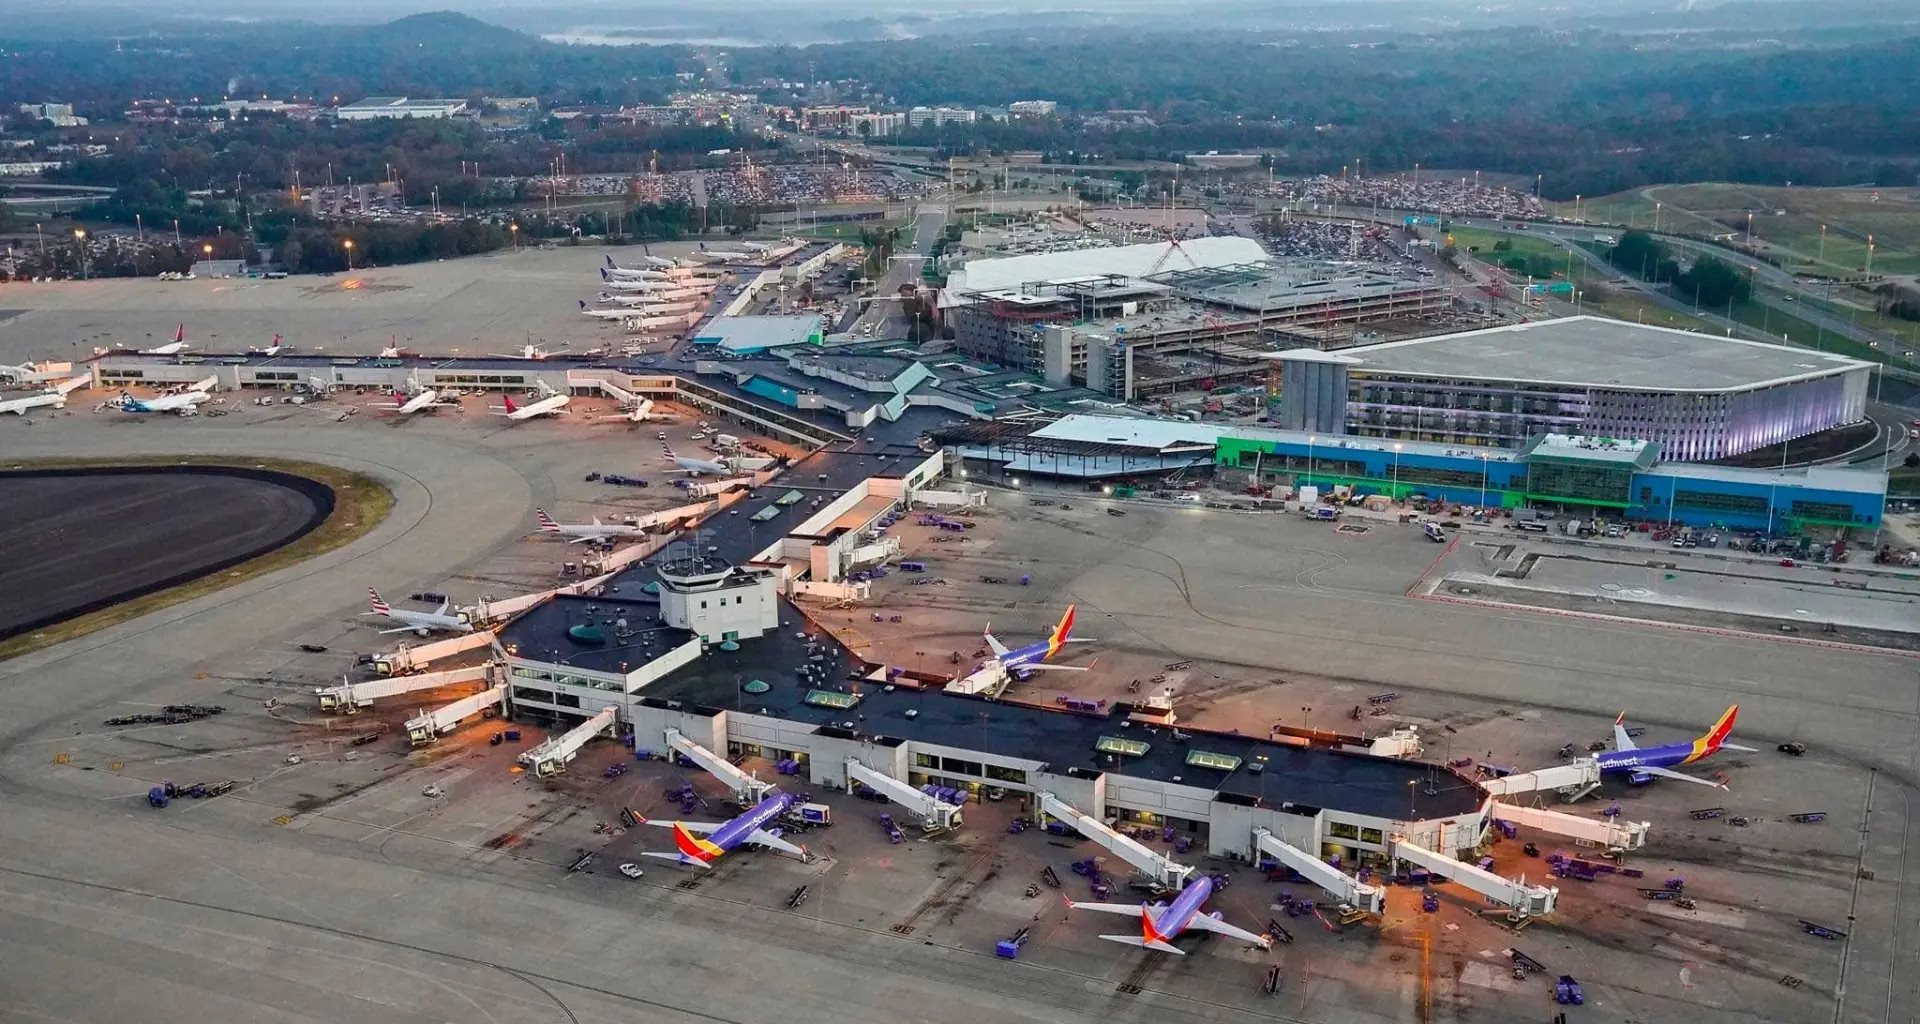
left=1681, top=705, right=1739, bottom=764
left=535, top=508, right=561, bottom=532
left=671, top=822, right=724, bottom=864
left=367, top=588, right=392, bottom=616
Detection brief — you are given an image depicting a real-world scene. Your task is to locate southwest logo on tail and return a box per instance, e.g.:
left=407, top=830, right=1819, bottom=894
left=1045, top=605, right=1077, bottom=658
left=672, top=822, right=725, bottom=863
left=982, top=604, right=1094, bottom=679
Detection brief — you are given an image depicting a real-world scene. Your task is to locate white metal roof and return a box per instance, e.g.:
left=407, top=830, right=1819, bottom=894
left=1030, top=414, right=1228, bottom=450
left=945, top=237, right=1269, bottom=297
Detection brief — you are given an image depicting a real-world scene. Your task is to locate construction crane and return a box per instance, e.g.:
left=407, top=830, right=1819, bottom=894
left=1144, top=238, right=1193, bottom=278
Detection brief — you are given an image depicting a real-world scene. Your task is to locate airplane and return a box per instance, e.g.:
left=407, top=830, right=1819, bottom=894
left=0, top=390, right=65, bottom=415
left=250, top=334, right=287, bottom=356
left=598, top=291, right=680, bottom=306
left=143, top=325, right=190, bottom=356
left=364, top=588, right=473, bottom=636
left=634, top=790, right=807, bottom=869
left=491, top=342, right=566, bottom=360
left=535, top=507, right=644, bottom=543
left=579, top=300, right=641, bottom=321
left=1595, top=705, right=1752, bottom=788
left=115, top=376, right=216, bottom=414
left=1067, top=874, right=1271, bottom=954
left=982, top=604, right=1094, bottom=680
left=738, top=241, right=774, bottom=254
left=606, top=254, right=679, bottom=273
left=492, top=381, right=571, bottom=421
left=662, top=442, right=730, bottom=476
left=694, top=244, right=751, bottom=262
left=367, top=379, right=456, bottom=415
left=601, top=267, right=671, bottom=285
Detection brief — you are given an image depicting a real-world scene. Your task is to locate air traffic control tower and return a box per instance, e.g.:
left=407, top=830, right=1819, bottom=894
left=656, top=550, right=781, bottom=645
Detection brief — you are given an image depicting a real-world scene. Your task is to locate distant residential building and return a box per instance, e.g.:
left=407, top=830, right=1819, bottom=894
left=802, top=105, right=870, bottom=131
left=907, top=106, right=977, bottom=128
left=848, top=112, right=905, bottom=138
left=1008, top=100, right=1058, bottom=117
left=335, top=96, right=469, bottom=121
left=17, top=103, right=86, bottom=127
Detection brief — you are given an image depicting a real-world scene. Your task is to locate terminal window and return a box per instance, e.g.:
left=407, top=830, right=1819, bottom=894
left=1526, top=461, right=1631, bottom=504
left=1673, top=489, right=1769, bottom=515
left=1791, top=499, right=1862, bottom=523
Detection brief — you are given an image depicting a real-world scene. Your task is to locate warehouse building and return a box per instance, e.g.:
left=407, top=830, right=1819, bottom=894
left=1279, top=317, right=1873, bottom=460
left=334, top=97, right=469, bottom=120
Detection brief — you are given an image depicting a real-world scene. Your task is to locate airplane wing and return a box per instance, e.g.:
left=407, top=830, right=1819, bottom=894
left=983, top=627, right=1010, bottom=658
left=1639, top=765, right=1726, bottom=788
left=377, top=624, right=420, bottom=635
left=568, top=535, right=598, bottom=544
left=1065, top=901, right=1144, bottom=916
left=746, top=829, right=807, bottom=859
left=1720, top=743, right=1758, bottom=753
left=1184, top=913, right=1273, bottom=948
left=1015, top=664, right=1092, bottom=672
left=636, top=819, right=723, bottom=833
left=1612, top=713, right=1637, bottom=752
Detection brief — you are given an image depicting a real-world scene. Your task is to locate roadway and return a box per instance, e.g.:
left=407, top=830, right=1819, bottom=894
left=848, top=203, right=946, bottom=338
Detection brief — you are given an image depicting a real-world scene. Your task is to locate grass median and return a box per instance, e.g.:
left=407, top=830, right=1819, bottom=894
left=0, top=455, right=393, bottom=662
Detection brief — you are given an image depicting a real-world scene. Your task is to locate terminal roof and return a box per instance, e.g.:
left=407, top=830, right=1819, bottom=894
left=1339, top=316, right=1871, bottom=391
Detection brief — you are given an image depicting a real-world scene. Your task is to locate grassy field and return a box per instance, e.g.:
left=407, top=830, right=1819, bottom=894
left=0, top=456, right=392, bottom=662
left=1554, top=184, right=1920, bottom=277
left=796, top=219, right=904, bottom=241
left=1445, top=226, right=1578, bottom=279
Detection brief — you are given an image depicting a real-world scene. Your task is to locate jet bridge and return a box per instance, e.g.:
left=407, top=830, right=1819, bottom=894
left=404, top=685, right=505, bottom=746
left=1478, top=760, right=1602, bottom=803
left=317, top=665, right=491, bottom=713
left=1253, top=828, right=1385, bottom=914
left=1490, top=801, right=1649, bottom=852
left=1036, top=792, right=1192, bottom=888
left=1391, top=835, right=1558, bottom=920
left=664, top=727, right=774, bottom=803
left=519, top=706, right=619, bottom=776
left=846, top=758, right=962, bottom=831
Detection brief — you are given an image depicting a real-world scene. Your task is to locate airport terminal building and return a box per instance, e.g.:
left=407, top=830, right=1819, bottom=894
left=1276, top=317, right=1875, bottom=461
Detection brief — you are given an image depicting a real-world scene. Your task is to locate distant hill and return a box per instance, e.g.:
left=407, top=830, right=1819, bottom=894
left=352, top=12, right=541, bottom=53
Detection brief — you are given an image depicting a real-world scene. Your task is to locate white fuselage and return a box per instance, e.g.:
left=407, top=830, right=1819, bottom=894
left=501, top=395, right=571, bottom=420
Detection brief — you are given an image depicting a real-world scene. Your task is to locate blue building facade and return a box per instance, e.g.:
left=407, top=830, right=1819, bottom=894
left=1216, top=429, right=1882, bottom=533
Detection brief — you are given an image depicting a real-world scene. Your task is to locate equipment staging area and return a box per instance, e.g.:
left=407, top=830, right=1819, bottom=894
left=0, top=252, right=1916, bottom=1024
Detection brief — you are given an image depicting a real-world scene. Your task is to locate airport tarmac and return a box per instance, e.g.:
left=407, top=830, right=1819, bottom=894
left=0, top=407, right=1915, bottom=1023
left=0, top=242, right=727, bottom=363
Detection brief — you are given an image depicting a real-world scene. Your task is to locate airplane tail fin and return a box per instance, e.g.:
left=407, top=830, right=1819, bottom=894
left=173, top=324, right=185, bottom=344
left=605, top=254, right=615, bottom=267
left=535, top=508, right=561, bottom=531
left=1046, top=604, right=1078, bottom=654
left=367, top=588, right=391, bottom=616
left=1700, top=705, right=1739, bottom=751
left=1098, top=934, right=1185, bottom=955
left=578, top=300, right=587, bottom=310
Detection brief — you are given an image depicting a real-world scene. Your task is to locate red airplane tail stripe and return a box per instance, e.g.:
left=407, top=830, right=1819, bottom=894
left=1702, top=705, right=1739, bottom=748
left=671, top=822, right=721, bottom=862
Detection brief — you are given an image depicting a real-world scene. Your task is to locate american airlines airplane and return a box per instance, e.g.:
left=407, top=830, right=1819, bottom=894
left=661, top=442, right=730, bottom=476
left=535, top=508, right=644, bottom=543
left=492, top=382, right=571, bottom=421
left=364, top=589, right=473, bottom=636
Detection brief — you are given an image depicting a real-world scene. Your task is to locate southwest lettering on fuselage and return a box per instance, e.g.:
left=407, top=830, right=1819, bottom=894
left=983, top=605, right=1091, bottom=679
left=1067, top=874, right=1271, bottom=954
left=1596, top=705, right=1746, bottom=788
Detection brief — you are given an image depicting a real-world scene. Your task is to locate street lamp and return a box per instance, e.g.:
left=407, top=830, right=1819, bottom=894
left=342, top=238, right=355, bottom=270
left=1306, top=434, right=1317, bottom=489
left=73, top=229, right=87, bottom=280
left=1478, top=452, right=1489, bottom=508
left=1392, top=442, right=1403, bottom=500
left=510, top=222, right=519, bottom=248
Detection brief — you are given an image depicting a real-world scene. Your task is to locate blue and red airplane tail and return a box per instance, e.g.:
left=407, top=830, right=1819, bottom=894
left=1681, top=705, right=1739, bottom=764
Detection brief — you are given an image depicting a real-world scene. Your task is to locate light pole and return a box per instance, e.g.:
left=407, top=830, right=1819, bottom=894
left=1818, top=223, right=1826, bottom=263
left=510, top=222, right=519, bottom=248
left=73, top=229, right=87, bottom=279
left=1392, top=442, right=1403, bottom=500
left=1654, top=201, right=1661, bottom=233
left=1478, top=452, right=1489, bottom=508
left=1306, top=434, right=1316, bottom=490
left=342, top=238, right=354, bottom=270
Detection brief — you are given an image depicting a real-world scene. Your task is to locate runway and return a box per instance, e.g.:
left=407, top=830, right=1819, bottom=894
left=0, top=467, right=330, bottom=639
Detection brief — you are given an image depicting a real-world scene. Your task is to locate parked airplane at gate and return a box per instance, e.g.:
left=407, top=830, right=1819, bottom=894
left=492, top=381, right=570, bottom=420
left=535, top=508, right=644, bottom=544
left=364, top=588, right=473, bottom=636
left=983, top=605, right=1093, bottom=680
left=662, top=442, right=729, bottom=476
left=367, top=379, right=456, bottom=415
left=115, top=378, right=215, bottom=414
left=143, top=325, right=190, bottom=356
left=1067, top=874, right=1271, bottom=954
left=635, top=791, right=807, bottom=869
left=602, top=267, right=671, bottom=285
left=579, top=300, right=639, bottom=321
left=250, top=334, right=287, bottom=356
left=1596, top=706, right=1750, bottom=787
